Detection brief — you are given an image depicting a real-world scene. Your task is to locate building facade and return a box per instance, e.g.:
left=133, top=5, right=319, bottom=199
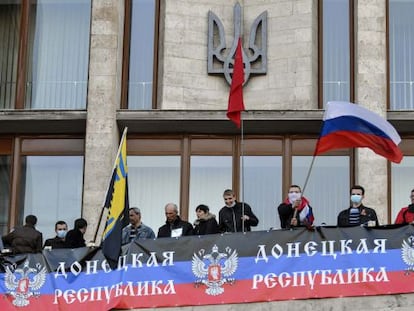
left=1, top=0, right=414, bottom=309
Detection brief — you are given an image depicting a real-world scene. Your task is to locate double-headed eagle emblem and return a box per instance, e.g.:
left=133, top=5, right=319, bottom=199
left=192, top=244, right=238, bottom=295
left=4, top=259, right=47, bottom=307
left=402, top=235, right=414, bottom=275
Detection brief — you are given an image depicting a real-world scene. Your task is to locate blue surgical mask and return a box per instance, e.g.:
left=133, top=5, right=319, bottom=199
left=350, top=194, right=362, bottom=204
left=57, top=230, right=67, bottom=239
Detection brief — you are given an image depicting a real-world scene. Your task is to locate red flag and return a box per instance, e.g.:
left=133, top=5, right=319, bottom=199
left=227, top=38, right=245, bottom=128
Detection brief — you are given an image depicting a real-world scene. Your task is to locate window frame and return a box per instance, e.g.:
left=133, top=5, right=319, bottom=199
left=318, top=0, right=355, bottom=108
left=121, top=0, right=160, bottom=109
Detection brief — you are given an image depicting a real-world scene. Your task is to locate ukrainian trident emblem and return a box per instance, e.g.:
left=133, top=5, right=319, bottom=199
left=4, top=259, right=47, bottom=307
left=192, top=244, right=238, bottom=295
left=207, top=2, right=267, bottom=85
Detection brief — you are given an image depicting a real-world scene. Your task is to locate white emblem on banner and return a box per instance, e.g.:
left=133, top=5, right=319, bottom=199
left=402, top=235, right=414, bottom=275
left=4, top=259, right=47, bottom=307
left=192, top=244, right=238, bottom=295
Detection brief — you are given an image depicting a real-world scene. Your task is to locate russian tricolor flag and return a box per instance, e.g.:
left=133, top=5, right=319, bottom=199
left=315, top=101, right=403, bottom=163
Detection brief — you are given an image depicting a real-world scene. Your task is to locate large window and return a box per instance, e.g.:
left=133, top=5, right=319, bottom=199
left=391, top=138, right=414, bottom=222
left=292, top=156, right=350, bottom=226
left=391, top=156, right=414, bottom=221
left=128, top=156, right=181, bottom=234
left=0, top=2, right=20, bottom=109
left=19, top=156, right=84, bottom=239
left=321, top=0, right=352, bottom=107
left=0, top=156, right=11, bottom=235
left=123, top=0, right=159, bottom=109
left=389, top=0, right=414, bottom=109
left=242, top=156, right=282, bottom=230
left=0, top=0, right=91, bottom=110
left=0, top=137, right=84, bottom=236
left=127, top=136, right=352, bottom=234
left=188, top=156, right=232, bottom=227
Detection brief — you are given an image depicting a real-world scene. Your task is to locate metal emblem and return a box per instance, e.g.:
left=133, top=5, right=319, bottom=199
left=4, top=259, right=47, bottom=307
left=192, top=244, right=238, bottom=296
left=207, top=2, right=267, bottom=85
left=402, top=235, right=414, bottom=275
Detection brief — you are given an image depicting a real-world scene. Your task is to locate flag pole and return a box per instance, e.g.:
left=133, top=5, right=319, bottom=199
left=241, top=116, right=245, bottom=233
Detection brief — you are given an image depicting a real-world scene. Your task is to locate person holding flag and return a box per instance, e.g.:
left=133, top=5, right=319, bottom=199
left=277, top=185, right=314, bottom=229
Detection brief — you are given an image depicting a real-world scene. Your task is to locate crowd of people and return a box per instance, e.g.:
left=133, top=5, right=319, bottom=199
left=1, top=216, right=88, bottom=254
left=2, top=186, right=414, bottom=254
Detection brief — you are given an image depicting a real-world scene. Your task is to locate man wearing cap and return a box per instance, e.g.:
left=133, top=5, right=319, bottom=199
left=122, top=207, right=155, bottom=244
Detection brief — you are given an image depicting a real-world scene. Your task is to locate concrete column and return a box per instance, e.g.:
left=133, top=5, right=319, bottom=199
left=354, top=0, right=388, bottom=224
left=83, top=0, right=124, bottom=242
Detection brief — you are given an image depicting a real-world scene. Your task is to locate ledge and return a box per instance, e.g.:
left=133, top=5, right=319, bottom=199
left=0, top=109, right=413, bottom=136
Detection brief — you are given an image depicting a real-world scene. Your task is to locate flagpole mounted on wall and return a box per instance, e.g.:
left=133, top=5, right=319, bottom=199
left=227, top=37, right=246, bottom=232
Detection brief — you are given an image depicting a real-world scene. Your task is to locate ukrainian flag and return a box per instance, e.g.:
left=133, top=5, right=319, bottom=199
left=102, top=128, right=129, bottom=268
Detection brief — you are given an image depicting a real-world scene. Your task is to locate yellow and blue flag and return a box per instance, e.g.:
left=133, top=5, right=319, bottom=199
left=102, top=128, right=129, bottom=268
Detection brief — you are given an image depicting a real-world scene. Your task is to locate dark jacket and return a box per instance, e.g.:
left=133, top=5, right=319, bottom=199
left=44, top=236, right=67, bottom=249
left=337, top=204, right=379, bottom=227
left=65, top=229, right=86, bottom=248
left=193, top=213, right=219, bottom=235
left=278, top=202, right=314, bottom=229
left=157, top=216, right=194, bottom=238
left=218, top=201, right=259, bottom=233
left=2, top=224, right=43, bottom=254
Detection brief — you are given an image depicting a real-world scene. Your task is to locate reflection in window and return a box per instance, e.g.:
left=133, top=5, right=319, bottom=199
left=25, top=0, right=91, bottom=109
left=128, top=0, right=156, bottom=109
left=389, top=0, right=414, bottom=109
left=0, top=3, right=19, bottom=109
left=0, top=156, right=11, bottom=235
left=241, top=156, right=282, bottom=230
left=19, top=156, right=83, bottom=238
left=391, top=157, right=414, bottom=222
left=323, top=0, right=350, bottom=107
left=292, top=156, right=350, bottom=226
left=189, top=156, right=232, bottom=226
left=128, top=156, right=180, bottom=233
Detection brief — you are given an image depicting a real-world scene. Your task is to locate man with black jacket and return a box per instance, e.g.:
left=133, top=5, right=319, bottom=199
left=2, top=215, right=43, bottom=254
left=337, top=185, right=379, bottom=227
left=219, top=189, right=259, bottom=233
left=157, top=203, right=193, bottom=238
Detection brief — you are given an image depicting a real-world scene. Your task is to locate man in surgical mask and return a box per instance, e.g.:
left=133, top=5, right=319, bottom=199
left=337, top=185, right=379, bottom=227
left=43, top=220, right=68, bottom=249
left=277, top=185, right=314, bottom=229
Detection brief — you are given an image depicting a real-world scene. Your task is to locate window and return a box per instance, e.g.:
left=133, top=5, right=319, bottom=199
left=0, top=156, right=11, bottom=235
left=391, top=156, right=414, bottom=221
left=242, top=156, right=282, bottom=230
left=0, top=2, right=20, bottom=109
left=19, top=156, right=84, bottom=238
left=188, top=156, right=232, bottom=226
left=292, top=156, right=350, bottom=226
left=0, top=137, right=84, bottom=235
left=0, top=0, right=91, bottom=110
left=127, top=136, right=352, bottom=233
left=321, top=0, right=353, bottom=107
left=0, top=138, right=12, bottom=235
left=128, top=156, right=181, bottom=234
left=391, top=138, right=414, bottom=222
left=123, top=0, right=159, bottom=109
left=389, top=0, right=414, bottom=109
